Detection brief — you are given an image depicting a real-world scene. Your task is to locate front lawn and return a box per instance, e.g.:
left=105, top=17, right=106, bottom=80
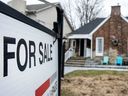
left=61, top=70, right=128, bottom=96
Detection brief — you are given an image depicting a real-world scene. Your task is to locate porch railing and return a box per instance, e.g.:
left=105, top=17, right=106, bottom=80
left=65, top=47, right=74, bottom=62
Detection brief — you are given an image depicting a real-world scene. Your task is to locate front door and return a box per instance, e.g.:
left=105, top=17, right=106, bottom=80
left=80, top=39, right=84, bottom=56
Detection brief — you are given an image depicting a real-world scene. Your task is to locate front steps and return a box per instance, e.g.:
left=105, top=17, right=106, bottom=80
left=65, top=57, right=101, bottom=67
left=65, top=57, right=128, bottom=68
left=65, top=57, right=86, bottom=66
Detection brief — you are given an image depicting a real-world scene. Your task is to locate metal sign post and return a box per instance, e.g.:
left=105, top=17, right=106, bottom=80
left=53, top=6, right=64, bottom=96
left=56, top=7, right=64, bottom=96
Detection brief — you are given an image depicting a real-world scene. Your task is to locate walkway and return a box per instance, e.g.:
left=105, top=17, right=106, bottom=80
left=64, top=66, right=128, bottom=74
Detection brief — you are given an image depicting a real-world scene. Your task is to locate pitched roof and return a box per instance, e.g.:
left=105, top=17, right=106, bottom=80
left=26, top=3, right=57, bottom=11
left=26, top=3, right=74, bottom=31
left=70, top=18, right=106, bottom=34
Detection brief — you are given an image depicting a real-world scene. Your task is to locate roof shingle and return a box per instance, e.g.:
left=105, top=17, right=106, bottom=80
left=70, top=18, right=106, bottom=34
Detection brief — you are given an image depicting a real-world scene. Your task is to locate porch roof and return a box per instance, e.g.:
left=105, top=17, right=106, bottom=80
left=68, top=34, right=91, bottom=39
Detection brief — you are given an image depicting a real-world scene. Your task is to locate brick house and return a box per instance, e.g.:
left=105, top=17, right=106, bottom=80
left=68, top=5, right=128, bottom=63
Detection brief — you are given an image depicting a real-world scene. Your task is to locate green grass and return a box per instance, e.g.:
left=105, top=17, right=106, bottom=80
left=65, top=70, right=128, bottom=78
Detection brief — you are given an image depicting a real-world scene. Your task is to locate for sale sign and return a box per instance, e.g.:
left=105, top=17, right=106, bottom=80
left=0, top=2, right=58, bottom=96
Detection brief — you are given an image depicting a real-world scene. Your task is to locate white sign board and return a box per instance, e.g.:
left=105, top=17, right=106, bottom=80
left=0, top=12, right=58, bottom=96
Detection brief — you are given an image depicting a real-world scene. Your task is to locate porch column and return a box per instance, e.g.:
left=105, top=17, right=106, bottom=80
left=91, top=36, right=93, bottom=59
left=79, top=39, right=81, bottom=56
left=84, top=39, right=87, bottom=57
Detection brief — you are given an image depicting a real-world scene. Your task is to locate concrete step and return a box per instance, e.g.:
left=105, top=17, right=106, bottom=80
left=66, top=61, right=85, bottom=65
left=85, top=60, right=99, bottom=64
left=66, top=57, right=86, bottom=66
left=70, top=57, right=86, bottom=60
left=67, top=59, right=85, bottom=62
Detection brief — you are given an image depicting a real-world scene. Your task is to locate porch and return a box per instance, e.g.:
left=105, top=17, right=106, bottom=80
left=68, top=34, right=92, bottom=58
left=66, top=32, right=128, bottom=65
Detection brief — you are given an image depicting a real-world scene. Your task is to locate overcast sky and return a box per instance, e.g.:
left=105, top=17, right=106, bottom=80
left=102, top=0, right=128, bottom=17
left=1, top=0, right=128, bottom=17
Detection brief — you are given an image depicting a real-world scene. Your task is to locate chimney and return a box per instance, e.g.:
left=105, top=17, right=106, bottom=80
left=111, top=5, right=121, bottom=16
left=8, top=0, right=26, bottom=14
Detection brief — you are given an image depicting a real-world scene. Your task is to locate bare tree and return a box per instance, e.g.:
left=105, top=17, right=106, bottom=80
left=76, top=0, right=102, bottom=26
left=61, top=0, right=77, bottom=29
left=61, top=0, right=102, bottom=28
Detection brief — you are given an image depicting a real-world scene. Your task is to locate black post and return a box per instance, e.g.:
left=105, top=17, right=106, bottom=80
left=61, top=41, right=65, bottom=78
left=56, top=7, right=64, bottom=96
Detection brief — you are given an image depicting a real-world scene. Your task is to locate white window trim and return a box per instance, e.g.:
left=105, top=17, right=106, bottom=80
left=96, top=37, right=104, bottom=56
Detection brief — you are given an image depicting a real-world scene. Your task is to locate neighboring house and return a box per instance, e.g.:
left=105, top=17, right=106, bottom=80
left=68, top=5, right=128, bottom=63
left=8, top=0, right=73, bottom=38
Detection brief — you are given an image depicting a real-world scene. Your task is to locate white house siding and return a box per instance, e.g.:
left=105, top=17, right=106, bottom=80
left=63, top=16, right=72, bottom=37
left=86, top=48, right=91, bottom=57
left=8, top=0, right=26, bottom=14
left=8, top=0, right=72, bottom=37
left=27, top=14, right=37, bottom=21
left=36, top=7, right=72, bottom=37
left=36, top=7, right=57, bottom=30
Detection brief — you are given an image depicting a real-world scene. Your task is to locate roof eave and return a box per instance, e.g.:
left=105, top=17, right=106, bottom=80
left=68, top=34, right=91, bottom=39
left=121, top=15, right=128, bottom=23
left=36, top=5, right=53, bottom=13
left=89, top=16, right=110, bottom=35
left=36, top=3, right=59, bottom=13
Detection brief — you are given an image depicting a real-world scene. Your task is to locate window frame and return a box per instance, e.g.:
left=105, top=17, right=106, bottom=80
left=96, top=37, right=104, bottom=56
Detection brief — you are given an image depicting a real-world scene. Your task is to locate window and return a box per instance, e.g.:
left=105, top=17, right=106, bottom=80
left=73, top=41, right=76, bottom=47
left=96, top=37, right=104, bottom=56
left=71, top=40, right=76, bottom=48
